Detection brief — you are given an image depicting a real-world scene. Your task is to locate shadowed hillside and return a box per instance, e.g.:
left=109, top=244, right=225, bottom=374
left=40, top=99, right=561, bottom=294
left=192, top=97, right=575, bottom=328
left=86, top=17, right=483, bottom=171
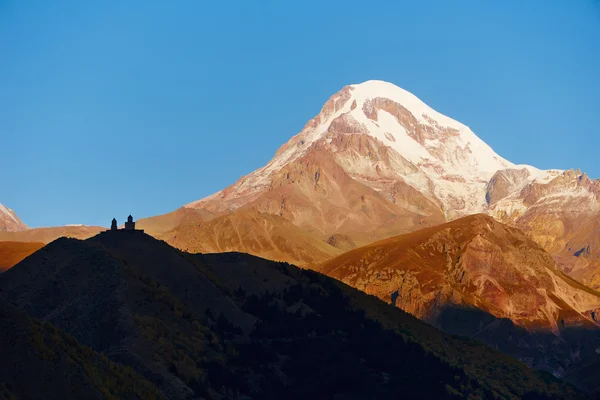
left=0, top=231, right=584, bottom=399
left=0, top=299, right=162, bottom=400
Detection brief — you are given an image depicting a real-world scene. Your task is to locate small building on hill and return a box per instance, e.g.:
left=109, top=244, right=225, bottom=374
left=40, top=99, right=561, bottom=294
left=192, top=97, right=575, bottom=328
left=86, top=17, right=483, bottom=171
left=124, top=215, right=135, bottom=230
left=105, top=215, right=144, bottom=233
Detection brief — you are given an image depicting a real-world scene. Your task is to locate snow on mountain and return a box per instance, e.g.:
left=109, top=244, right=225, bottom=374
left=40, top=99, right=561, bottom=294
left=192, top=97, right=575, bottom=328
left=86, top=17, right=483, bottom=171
left=0, top=203, right=27, bottom=232
left=189, top=80, right=540, bottom=218
left=345, top=81, right=512, bottom=177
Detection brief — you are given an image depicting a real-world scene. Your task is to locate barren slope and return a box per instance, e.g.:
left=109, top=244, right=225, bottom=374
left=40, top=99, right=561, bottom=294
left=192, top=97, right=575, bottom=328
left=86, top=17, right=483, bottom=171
left=161, top=208, right=342, bottom=267
left=136, top=207, right=216, bottom=237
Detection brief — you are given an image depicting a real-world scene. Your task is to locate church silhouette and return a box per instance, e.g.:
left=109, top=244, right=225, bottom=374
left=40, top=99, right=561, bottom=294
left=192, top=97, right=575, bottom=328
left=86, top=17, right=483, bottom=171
left=107, top=215, right=144, bottom=233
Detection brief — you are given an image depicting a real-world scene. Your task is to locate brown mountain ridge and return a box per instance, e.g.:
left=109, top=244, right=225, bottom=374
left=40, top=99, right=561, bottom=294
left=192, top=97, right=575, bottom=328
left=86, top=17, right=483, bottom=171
left=318, top=214, right=600, bottom=388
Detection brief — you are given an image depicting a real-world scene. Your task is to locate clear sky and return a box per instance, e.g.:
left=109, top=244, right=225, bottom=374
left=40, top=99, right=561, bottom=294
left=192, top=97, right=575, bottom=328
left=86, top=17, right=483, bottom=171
left=1, top=0, right=599, bottom=228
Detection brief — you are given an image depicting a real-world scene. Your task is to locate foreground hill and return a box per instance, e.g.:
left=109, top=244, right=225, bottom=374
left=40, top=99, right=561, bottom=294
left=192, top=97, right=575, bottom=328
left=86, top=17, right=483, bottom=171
left=0, top=231, right=582, bottom=399
left=160, top=208, right=343, bottom=267
left=319, top=214, right=600, bottom=387
left=0, top=299, right=162, bottom=400
left=0, top=241, right=44, bottom=272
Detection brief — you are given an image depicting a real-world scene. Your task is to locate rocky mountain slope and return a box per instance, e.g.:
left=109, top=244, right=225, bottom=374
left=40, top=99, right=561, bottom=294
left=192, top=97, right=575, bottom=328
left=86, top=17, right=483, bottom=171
left=488, top=168, right=600, bottom=251
left=319, top=214, right=600, bottom=385
left=320, top=214, right=600, bottom=331
left=0, top=231, right=583, bottom=399
left=0, top=203, right=27, bottom=232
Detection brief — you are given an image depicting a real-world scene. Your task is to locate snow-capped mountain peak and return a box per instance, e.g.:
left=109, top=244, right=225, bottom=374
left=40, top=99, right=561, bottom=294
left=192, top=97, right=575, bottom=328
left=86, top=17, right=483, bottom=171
left=189, top=80, right=516, bottom=215
left=343, top=80, right=514, bottom=179
left=187, top=80, right=586, bottom=230
left=261, top=80, right=515, bottom=182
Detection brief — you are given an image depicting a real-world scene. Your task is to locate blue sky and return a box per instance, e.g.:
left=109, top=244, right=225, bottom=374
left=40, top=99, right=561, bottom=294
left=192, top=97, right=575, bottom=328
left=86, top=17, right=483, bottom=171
left=1, top=0, right=599, bottom=228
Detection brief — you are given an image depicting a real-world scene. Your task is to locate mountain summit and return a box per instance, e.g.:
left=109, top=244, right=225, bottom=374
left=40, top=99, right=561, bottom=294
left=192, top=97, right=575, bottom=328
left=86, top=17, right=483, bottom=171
left=188, top=80, right=517, bottom=219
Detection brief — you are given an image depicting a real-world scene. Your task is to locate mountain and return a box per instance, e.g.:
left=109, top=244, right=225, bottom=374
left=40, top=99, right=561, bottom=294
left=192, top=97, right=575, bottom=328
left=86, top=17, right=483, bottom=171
left=319, top=214, right=600, bottom=385
left=0, top=203, right=27, bottom=232
left=320, top=214, right=600, bottom=331
left=0, top=241, right=45, bottom=272
left=0, top=231, right=584, bottom=399
left=183, top=80, right=600, bottom=265
left=160, top=208, right=342, bottom=267
left=186, top=80, right=519, bottom=235
left=0, top=298, right=162, bottom=400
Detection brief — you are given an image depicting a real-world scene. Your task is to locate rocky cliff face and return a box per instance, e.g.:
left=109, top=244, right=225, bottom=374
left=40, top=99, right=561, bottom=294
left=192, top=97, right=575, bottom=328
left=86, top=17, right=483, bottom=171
left=489, top=169, right=600, bottom=252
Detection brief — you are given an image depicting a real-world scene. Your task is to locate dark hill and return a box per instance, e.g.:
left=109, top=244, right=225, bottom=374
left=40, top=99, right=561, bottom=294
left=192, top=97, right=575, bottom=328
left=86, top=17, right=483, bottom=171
left=0, top=231, right=585, bottom=399
left=0, top=298, right=162, bottom=400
